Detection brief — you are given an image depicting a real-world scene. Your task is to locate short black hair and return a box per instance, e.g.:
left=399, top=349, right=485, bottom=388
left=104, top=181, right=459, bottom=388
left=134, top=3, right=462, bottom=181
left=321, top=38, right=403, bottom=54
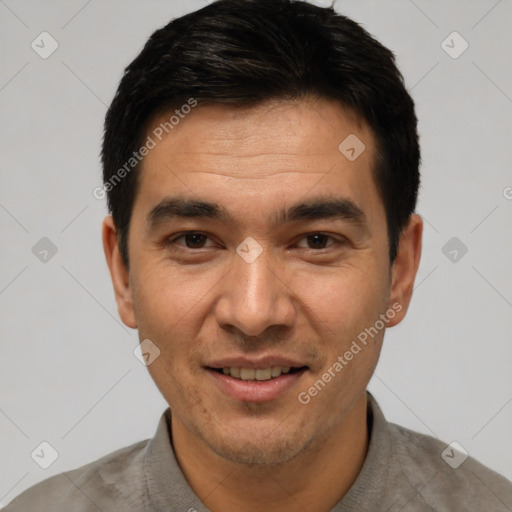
left=101, top=0, right=420, bottom=266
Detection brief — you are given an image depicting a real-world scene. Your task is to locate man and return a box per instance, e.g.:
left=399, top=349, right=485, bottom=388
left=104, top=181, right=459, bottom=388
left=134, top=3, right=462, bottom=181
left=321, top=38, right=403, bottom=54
left=5, top=0, right=512, bottom=510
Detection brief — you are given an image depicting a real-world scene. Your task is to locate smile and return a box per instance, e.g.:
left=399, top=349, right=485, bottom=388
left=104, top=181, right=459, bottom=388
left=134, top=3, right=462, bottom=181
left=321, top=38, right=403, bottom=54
left=211, top=366, right=306, bottom=381
left=206, top=366, right=308, bottom=402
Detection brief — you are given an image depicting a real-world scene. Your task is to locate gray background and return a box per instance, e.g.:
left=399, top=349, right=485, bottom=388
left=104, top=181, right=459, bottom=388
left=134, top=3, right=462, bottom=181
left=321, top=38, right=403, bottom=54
left=1, top=0, right=511, bottom=506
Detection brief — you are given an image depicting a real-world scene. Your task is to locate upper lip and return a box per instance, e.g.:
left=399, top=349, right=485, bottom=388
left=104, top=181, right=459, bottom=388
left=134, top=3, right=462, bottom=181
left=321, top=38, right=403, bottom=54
left=205, top=355, right=308, bottom=370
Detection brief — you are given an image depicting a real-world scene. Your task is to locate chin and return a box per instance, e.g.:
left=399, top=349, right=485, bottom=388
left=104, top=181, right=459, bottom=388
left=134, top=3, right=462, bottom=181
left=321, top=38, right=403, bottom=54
left=198, top=418, right=315, bottom=467
left=209, top=437, right=306, bottom=466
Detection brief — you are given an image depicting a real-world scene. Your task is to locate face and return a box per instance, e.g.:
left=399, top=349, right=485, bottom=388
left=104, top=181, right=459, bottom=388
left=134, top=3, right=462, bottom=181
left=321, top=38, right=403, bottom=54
left=104, top=98, right=421, bottom=466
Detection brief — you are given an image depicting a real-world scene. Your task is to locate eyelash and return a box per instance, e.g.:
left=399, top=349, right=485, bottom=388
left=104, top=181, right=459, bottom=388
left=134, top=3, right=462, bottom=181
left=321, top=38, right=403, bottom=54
left=166, top=231, right=346, bottom=252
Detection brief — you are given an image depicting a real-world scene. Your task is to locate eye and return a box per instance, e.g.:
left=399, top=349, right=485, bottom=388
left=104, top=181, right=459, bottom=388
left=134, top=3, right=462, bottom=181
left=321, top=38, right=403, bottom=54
left=168, top=232, right=216, bottom=249
left=296, top=233, right=342, bottom=250
left=166, top=231, right=345, bottom=252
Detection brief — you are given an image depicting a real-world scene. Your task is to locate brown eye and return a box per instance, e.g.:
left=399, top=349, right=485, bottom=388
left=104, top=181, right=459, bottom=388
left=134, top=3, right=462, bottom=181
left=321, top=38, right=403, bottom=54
left=296, top=233, right=340, bottom=250
left=169, top=232, right=213, bottom=249
left=307, top=234, right=330, bottom=249
left=183, top=233, right=208, bottom=248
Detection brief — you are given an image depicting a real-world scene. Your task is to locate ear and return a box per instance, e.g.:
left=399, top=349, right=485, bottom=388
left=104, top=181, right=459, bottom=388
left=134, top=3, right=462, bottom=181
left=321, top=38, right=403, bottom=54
left=102, top=215, right=137, bottom=329
left=386, top=213, right=423, bottom=327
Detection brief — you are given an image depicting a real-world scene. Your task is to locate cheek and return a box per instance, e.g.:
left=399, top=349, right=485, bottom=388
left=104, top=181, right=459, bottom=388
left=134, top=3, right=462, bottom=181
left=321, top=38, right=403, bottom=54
left=292, top=262, right=388, bottom=335
left=131, top=268, right=209, bottom=403
left=130, top=265, right=213, bottom=352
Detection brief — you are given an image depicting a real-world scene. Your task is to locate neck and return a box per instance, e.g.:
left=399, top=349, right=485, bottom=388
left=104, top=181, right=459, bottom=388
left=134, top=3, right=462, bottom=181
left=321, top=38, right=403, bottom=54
left=172, top=393, right=369, bottom=512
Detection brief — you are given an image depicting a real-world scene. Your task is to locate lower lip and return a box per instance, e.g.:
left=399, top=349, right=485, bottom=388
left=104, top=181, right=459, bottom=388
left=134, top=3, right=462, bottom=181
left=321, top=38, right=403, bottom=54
left=206, top=368, right=307, bottom=403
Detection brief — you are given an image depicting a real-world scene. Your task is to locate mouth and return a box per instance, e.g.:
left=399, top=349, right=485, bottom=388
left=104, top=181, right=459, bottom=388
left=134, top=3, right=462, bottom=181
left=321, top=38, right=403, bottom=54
left=205, top=365, right=309, bottom=402
left=208, top=366, right=307, bottom=381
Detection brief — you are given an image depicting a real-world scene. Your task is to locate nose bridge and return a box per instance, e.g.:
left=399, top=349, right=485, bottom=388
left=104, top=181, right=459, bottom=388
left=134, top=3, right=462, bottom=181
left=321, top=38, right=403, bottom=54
left=216, top=242, right=294, bottom=336
left=238, top=250, right=277, bottom=310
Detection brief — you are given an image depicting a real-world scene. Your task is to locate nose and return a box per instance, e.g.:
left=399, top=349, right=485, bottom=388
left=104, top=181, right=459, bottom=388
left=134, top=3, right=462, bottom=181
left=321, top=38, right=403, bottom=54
left=214, top=245, right=296, bottom=338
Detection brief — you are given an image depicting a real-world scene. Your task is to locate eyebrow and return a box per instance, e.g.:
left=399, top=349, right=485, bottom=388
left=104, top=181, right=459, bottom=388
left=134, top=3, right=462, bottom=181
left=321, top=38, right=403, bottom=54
left=146, top=195, right=367, bottom=231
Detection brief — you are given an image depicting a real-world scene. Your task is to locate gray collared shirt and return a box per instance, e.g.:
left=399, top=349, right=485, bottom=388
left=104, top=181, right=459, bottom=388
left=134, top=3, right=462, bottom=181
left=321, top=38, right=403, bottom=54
left=4, top=392, right=512, bottom=511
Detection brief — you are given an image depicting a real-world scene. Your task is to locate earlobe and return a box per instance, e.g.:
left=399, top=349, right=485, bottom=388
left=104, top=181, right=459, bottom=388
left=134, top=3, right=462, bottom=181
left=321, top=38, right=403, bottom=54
left=102, top=216, right=137, bottom=329
left=387, top=214, right=423, bottom=327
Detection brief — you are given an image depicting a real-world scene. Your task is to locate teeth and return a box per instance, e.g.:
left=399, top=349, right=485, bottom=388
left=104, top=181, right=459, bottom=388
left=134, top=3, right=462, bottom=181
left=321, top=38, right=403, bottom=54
left=240, top=368, right=255, bottom=380
left=255, top=368, right=272, bottom=381
left=220, top=366, right=297, bottom=380
left=271, top=366, right=282, bottom=377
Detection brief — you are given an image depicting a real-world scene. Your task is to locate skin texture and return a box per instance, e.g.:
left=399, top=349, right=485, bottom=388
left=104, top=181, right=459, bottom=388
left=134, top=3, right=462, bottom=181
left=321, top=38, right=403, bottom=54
left=103, top=98, right=423, bottom=512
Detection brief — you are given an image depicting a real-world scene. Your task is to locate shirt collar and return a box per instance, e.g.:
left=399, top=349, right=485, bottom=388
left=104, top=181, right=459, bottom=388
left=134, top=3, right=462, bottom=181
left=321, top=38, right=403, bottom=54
left=331, top=391, right=395, bottom=511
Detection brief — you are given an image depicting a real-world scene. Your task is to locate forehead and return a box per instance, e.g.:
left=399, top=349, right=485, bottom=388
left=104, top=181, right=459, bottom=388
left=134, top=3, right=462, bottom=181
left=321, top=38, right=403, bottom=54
left=134, top=98, right=382, bottom=229
left=143, top=98, right=372, bottom=169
